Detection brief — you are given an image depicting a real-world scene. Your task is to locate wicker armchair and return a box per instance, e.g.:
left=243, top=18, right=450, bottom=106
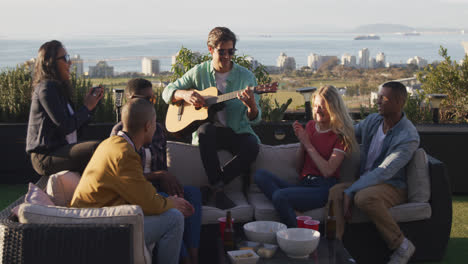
left=0, top=176, right=134, bottom=264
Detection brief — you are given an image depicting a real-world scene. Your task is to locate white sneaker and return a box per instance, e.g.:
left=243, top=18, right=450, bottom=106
left=388, top=239, right=415, bottom=264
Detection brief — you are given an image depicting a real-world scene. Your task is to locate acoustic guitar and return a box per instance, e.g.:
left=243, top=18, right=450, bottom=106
left=165, top=84, right=278, bottom=134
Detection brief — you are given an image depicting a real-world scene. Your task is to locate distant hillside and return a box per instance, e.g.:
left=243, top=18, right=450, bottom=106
left=354, top=24, right=414, bottom=33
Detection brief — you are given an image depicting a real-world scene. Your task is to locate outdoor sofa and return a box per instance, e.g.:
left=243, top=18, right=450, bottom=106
left=0, top=141, right=451, bottom=264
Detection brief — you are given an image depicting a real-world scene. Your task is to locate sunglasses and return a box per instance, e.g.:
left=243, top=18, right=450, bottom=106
left=57, top=54, right=71, bottom=63
left=131, top=94, right=157, bottom=104
left=214, top=48, right=236, bottom=56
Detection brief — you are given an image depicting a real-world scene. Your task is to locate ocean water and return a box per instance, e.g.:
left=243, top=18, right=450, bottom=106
left=1, top=32, right=466, bottom=73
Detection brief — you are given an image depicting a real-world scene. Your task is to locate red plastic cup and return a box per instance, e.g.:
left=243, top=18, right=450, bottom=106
left=218, top=216, right=235, bottom=239
left=296, top=216, right=312, bottom=228
left=304, top=219, right=320, bottom=231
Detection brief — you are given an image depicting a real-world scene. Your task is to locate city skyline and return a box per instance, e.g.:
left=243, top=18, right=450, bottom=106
left=2, top=0, right=468, bottom=38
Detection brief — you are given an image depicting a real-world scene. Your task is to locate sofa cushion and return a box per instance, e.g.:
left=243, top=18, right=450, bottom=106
left=18, top=204, right=149, bottom=264
left=349, top=202, right=432, bottom=223
left=46, top=170, right=81, bottom=206
left=166, top=141, right=242, bottom=191
left=249, top=143, right=300, bottom=193
left=406, top=148, right=430, bottom=203
left=202, top=190, right=254, bottom=224
left=248, top=192, right=327, bottom=222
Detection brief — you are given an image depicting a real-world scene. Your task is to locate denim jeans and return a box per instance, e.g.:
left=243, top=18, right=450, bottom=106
left=254, top=169, right=337, bottom=227
left=144, top=208, right=184, bottom=264
left=159, top=186, right=202, bottom=258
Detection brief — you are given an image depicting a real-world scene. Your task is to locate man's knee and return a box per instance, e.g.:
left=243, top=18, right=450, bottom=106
left=167, top=208, right=184, bottom=229
left=354, top=190, right=381, bottom=210
left=197, top=123, right=215, bottom=138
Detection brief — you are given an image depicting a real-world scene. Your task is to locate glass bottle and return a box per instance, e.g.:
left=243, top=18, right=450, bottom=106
left=223, top=210, right=235, bottom=251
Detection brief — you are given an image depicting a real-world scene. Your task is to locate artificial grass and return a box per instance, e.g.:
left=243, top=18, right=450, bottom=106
left=0, top=186, right=467, bottom=263
left=0, top=184, right=28, bottom=210
left=426, top=195, right=468, bottom=264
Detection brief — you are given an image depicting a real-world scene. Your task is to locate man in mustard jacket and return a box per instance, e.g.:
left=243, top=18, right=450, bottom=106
left=71, top=98, right=193, bottom=264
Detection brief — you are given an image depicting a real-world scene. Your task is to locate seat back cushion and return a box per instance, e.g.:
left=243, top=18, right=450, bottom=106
left=249, top=143, right=299, bottom=192
left=166, top=141, right=241, bottom=190
left=406, top=148, right=430, bottom=203
left=46, top=170, right=81, bottom=206
left=339, top=148, right=361, bottom=183
left=18, top=204, right=149, bottom=264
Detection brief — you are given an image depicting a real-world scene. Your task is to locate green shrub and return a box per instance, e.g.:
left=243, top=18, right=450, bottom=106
left=0, top=65, right=33, bottom=122
left=404, top=94, right=432, bottom=124
left=417, top=46, right=468, bottom=123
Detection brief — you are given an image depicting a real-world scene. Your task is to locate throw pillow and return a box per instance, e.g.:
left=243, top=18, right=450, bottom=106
left=11, top=183, right=54, bottom=216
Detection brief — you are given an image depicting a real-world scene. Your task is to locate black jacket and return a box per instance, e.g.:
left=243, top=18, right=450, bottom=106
left=26, top=80, right=92, bottom=154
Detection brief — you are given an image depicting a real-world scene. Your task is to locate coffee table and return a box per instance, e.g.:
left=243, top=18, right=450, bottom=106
left=216, top=231, right=356, bottom=263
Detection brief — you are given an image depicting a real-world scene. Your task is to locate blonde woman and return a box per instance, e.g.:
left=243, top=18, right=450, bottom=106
left=254, top=85, right=357, bottom=227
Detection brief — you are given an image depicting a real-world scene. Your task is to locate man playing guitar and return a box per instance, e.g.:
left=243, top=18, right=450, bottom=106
left=162, top=27, right=276, bottom=209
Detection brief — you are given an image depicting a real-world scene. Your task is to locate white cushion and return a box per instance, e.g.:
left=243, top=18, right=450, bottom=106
left=167, top=141, right=242, bottom=190
left=11, top=183, right=55, bottom=216
left=46, top=170, right=81, bottom=206
left=18, top=204, right=150, bottom=264
left=250, top=143, right=299, bottom=188
left=349, top=202, right=432, bottom=223
left=406, top=148, right=430, bottom=203
left=202, top=191, right=254, bottom=224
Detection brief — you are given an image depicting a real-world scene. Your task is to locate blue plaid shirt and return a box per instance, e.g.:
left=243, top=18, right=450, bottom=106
left=111, top=122, right=167, bottom=171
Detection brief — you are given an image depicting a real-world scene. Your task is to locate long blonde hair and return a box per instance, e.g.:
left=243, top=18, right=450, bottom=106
left=312, top=85, right=357, bottom=154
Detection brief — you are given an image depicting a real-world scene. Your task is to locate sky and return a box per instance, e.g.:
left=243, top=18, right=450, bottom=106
left=1, top=0, right=468, bottom=38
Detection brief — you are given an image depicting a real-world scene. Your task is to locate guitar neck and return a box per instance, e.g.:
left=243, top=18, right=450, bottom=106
left=205, top=88, right=256, bottom=105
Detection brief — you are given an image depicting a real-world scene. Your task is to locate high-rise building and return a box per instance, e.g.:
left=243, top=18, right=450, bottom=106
left=369, top=58, right=376, bottom=69
left=308, top=53, right=338, bottom=70
left=277, top=53, right=296, bottom=71
left=376, top=52, right=386, bottom=68
left=462, top=41, right=468, bottom=55
left=359, top=48, right=370, bottom=68
left=71, top=55, right=84, bottom=76
left=142, top=57, right=160, bottom=76
left=407, top=56, right=428, bottom=68
left=89, top=61, right=114, bottom=78
left=341, top=53, right=357, bottom=67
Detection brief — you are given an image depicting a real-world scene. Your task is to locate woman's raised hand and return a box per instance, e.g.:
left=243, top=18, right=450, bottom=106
left=84, top=86, right=104, bottom=111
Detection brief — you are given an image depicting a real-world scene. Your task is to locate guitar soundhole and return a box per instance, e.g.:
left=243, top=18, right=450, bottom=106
left=195, top=106, right=201, bottom=110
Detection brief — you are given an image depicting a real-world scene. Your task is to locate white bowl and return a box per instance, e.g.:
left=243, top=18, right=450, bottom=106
left=227, top=249, right=259, bottom=264
left=243, top=221, right=287, bottom=244
left=276, top=228, right=320, bottom=259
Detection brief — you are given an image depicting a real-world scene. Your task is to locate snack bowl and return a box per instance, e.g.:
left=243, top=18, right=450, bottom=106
left=276, top=228, right=320, bottom=259
left=237, top=240, right=261, bottom=251
left=256, top=243, right=278, bottom=258
left=243, top=221, right=287, bottom=244
left=227, top=249, right=260, bottom=264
